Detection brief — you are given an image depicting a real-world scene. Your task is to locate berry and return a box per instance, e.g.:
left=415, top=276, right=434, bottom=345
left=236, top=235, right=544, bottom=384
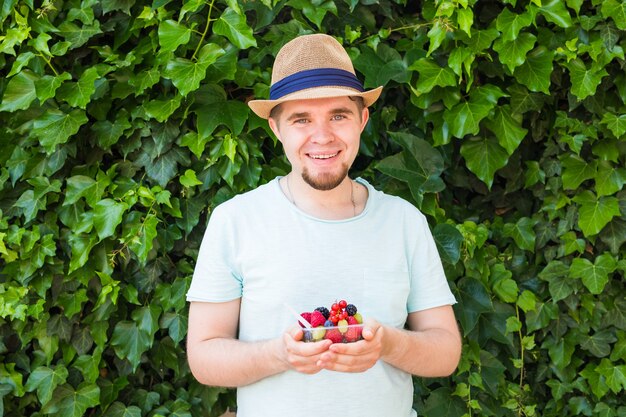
left=324, top=320, right=333, bottom=327
left=315, top=306, right=330, bottom=320
left=353, top=312, right=363, bottom=324
left=300, top=312, right=312, bottom=328
left=345, top=325, right=362, bottom=342
left=324, top=328, right=343, bottom=343
left=303, top=330, right=313, bottom=342
left=347, top=316, right=358, bottom=325
left=339, top=299, right=347, bottom=309
left=311, top=326, right=326, bottom=341
left=337, top=319, right=349, bottom=334
left=346, top=304, right=357, bottom=316
left=331, top=303, right=340, bottom=312
left=310, top=311, right=326, bottom=327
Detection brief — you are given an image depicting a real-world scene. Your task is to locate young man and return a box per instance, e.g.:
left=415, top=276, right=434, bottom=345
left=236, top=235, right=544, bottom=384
left=186, top=34, right=461, bottom=416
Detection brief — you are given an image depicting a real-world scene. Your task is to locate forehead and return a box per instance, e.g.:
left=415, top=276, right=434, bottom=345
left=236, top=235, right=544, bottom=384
left=278, top=96, right=359, bottom=117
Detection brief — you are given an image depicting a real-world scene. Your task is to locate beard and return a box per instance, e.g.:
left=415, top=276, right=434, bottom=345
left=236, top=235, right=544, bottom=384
left=301, top=163, right=350, bottom=191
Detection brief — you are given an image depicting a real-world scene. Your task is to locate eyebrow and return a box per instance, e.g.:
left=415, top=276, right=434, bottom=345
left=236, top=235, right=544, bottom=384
left=285, top=107, right=355, bottom=122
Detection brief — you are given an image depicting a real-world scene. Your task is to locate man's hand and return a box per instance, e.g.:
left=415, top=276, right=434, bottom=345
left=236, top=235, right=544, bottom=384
left=315, top=319, right=383, bottom=373
left=282, top=326, right=333, bottom=374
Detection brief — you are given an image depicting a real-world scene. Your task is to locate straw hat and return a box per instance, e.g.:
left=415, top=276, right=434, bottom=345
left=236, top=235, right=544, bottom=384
left=248, top=34, right=383, bottom=119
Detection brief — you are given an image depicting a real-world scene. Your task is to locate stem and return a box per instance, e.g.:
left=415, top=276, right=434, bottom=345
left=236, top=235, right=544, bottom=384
left=516, top=304, right=525, bottom=417
left=41, top=53, right=59, bottom=76
left=191, top=0, right=216, bottom=61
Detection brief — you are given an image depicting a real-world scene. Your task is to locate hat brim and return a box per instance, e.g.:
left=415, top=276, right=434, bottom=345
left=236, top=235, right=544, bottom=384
left=248, top=86, right=383, bottom=119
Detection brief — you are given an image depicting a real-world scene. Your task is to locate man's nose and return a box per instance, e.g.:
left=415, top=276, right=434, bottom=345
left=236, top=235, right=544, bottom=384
left=310, top=121, right=334, bottom=143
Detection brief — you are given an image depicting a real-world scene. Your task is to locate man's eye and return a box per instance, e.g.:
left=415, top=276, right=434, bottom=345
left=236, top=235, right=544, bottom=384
left=332, top=115, right=346, bottom=121
left=294, top=119, right=309, bottom=124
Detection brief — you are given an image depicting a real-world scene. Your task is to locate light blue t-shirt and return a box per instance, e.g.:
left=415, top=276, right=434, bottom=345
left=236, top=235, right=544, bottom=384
left=187, top=177, right=456, bottom=417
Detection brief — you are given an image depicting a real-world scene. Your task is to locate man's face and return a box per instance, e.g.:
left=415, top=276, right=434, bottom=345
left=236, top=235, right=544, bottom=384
left=268, top=96, right=369, bottom=191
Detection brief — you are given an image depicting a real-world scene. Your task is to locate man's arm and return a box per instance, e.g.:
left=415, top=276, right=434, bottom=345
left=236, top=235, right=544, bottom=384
left=187, top=300, right=332, bottom=387
left=318, top=305, right=461, bottom=377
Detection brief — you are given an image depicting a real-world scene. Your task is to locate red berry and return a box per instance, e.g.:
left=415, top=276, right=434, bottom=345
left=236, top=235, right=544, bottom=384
left=341, top=311, right=348, bottom=319
left=339, top=300, right=347, bottom=309
left=331, top=303, right=339, bottom=312
left=310, top=311, right=326, bottom=327
left=324, top=328, right=343, bottom=344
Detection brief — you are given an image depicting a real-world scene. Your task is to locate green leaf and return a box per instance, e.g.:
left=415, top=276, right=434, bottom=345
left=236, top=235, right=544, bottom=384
left=537, top=0, right=573, bottom=28
left=595, top=161, right=626, bottom=197
left=92, top=116, right=132, bottom=149
left=582, top=331, right=617, bottom=358
left=493, top=32, right=536, bottom=73
left=41, top=383, right=100, bottom=417
left=496, top=8, right=534, bottom=42
left=460, top=136, right=509, bottom=189
left=410, top=58, right=457, bottom=95
left=32, top=109, right=89, bottom=153
left=163, top=44, right=225, bottom=96
left=573, top=191, right=621, bottom=237
left=569, top=253, right=617, bottom=294
left=56, top=67, right=101, bottom=109
left=93, top=199, right=128, bottom=240
left=596, top=359, right=626, bottom=393
left=454, top=277, right=493, bottom=335
left=456, top=8, right=473, bottom=36
left=111, top=321, right=152, bottom=370
left=599, top=218, right=626, bottom=254
left=427, top=20, right=448, bottom=56
left=144, top=96, right=182, bottom=122
left=101, top=0, right=134, bottom=14
left=213, top=8, right=257, bottom=49
left=354, top=44, right=410, bottom=87
left=24, top=366, right=68, bottom=406
left=548, top=334, right=576, bottom=368
left=561, top=154, right=597, bottom=190
left=513, top=46, right=554, bottom=94
left=158, top=20, right=191, bottom=52
left=34, top=72, right=72, bottom=103
left=433, top=223, right=463, bottom=265
left=484, top=106, right=528, bottom=155
left=565, top=58, right=609, bottom=101
left=103, top=402, right=142, bottom=417
left=180, top=132, right=210, bottom=158
left=423, top=387, right=466, bottom=416
left=443, top=100, right=492, bottom=138
left=503, top=217, right=536, bottom=252
left=601, top=112, right=626, bottom=138
left=195, top=87, right=248, bottom=137
left=0, top=71, right=38, bottom=112
left=601, top=0, right=626, bottom=30
left=67, top=233, right=98, bottom=273
left=57, top=21, right=102, bottom=49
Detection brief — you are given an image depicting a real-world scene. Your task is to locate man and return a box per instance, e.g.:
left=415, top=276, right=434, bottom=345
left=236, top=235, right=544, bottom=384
left=186, top=34, right=461, bottom=416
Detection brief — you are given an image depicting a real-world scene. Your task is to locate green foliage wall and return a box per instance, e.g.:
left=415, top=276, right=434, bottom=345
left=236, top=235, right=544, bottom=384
left=1, top=0, right=625, bottom=416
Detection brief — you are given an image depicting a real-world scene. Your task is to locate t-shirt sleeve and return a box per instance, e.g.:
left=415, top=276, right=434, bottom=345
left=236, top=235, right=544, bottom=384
left=186, top=204, right=243, bottom=302
left=407, top=211, right=457, bottom=312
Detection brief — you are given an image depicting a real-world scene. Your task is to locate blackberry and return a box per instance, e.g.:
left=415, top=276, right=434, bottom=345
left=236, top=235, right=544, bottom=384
left=314, top=306, right=330, bottom=319
left=346, top=304, right=357, bottom=316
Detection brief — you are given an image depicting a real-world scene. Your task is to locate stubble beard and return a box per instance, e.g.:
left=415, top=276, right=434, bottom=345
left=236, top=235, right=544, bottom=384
left=301, top=163, right=350, bottom=191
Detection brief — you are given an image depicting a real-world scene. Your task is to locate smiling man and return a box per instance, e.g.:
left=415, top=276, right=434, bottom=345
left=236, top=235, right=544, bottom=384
left=186, top=34, right=461, bottom=417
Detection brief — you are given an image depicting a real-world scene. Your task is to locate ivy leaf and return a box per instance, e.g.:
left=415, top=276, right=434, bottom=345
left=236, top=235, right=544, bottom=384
left=195, top=85, right=248, bottom=137
left=56, top=67, right=101, bottom=109
left=513, top=46, right=554, bottom=94
left=91, top=115, right=132, bottom=149
left=179, top=132, right=210, bottom=158
left=496, top=8, right=534, bottom=42
left=484, top=105, right=528, bottom=155
left=508, top=84, right=546, bottom=113
left=163, top=44, right=225, bottom=96
left=32, top=109, right=89, bottom=153
left=93, top=199, right=128, bottom=240
left=599, top=218, right=626, bottom=254
left=601, top=0, right=626, bottom=30
left=213, top=8, right=257, bottom=49
left=569, top=253, right=617, bottom=294
left=600, top=112, right=626, bottom=138
left=433, top=223, right=463, bottom=265
left=41, top=383, right=100, bottom=417
left=128, top=215, right=159, bottom=264
left=493, top=32, right=536, bottom=73
left=427, top=20, right=448, bottom=56
left=573, top=191, right=621, bottom=237
left=503, top=217, right=537, bottom=252
left=565, top=58, right=609, bottom=101
left=561, top=154, right=597, bottom=190
left=410, top=58, right=457, bottom=95
left=0, top=70, right=38, bottom=112
left=144, top=96, right=182, bottom=122
left=443, top=100, right=492, bottom=138
left=101, top=0, right=134, bottom=14
left=595, top=161, right=626, bottom=197
left=34, top=72, right=72, bottom=103
left=354, top=44, right=410, bottom=88
left=454, top=277, right=493, bottom=335
left=423, top=387, right=466, bottom=416
left=25, top=366, right=68, bottom=406
left=104, top=402, right=142, bottom=417
left=581, top=331, right=617, bottom=358
left=596, top=359, right=626, bottom=393
left=67, top=233, right=98, bottom=273
left=460, top=136, right=509, bottom=189
left=111, top=321, right=152, bottom=370
left=158, top=20, right=191, bottom=52
left=537, top=0, right=573, bottom=28
left=57, top=21, right=102, bottom=49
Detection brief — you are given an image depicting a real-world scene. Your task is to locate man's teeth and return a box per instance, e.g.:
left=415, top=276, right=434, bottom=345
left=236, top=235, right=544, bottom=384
left=310, top=153, right=338, bottom=159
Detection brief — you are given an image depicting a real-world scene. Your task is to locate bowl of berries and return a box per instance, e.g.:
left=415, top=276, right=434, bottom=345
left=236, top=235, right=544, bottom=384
left=299, top=300, right=364, bottom=344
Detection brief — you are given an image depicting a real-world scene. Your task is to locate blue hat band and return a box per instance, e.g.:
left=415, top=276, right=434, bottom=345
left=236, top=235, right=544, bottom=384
left=269, top=68, right=364, bottom=100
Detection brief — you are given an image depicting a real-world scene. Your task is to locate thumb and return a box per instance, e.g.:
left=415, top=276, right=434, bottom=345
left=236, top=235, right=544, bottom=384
left=362, top=318, right=381, bottom=340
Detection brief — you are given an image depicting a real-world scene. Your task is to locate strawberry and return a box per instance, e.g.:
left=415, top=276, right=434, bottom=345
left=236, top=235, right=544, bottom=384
left=324, top=328, right=343, bottom=343
left=310, top=310, right=326, bottom=328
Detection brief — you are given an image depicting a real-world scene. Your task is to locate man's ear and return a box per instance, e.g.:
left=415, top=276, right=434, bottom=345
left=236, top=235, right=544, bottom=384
left=360, top=107, right=370, bottom=132
left=268, top=117, right=282, bottom=143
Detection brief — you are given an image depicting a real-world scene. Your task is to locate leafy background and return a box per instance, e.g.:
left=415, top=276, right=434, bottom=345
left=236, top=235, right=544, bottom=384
left=1, top=0, right=625, bottom=416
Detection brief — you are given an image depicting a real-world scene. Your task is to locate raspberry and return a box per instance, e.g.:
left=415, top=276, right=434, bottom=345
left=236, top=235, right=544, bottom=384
left=310, top=310, right=326, bottom=327
left=347, top=316, right=358, bottom=325
left=324, top=328, right=343, bottom=343
left=346, top=304, right=357, bottom=316
left=314, top=306, right=330, bottom=320
left=300, top=312, right=312, bottom=328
